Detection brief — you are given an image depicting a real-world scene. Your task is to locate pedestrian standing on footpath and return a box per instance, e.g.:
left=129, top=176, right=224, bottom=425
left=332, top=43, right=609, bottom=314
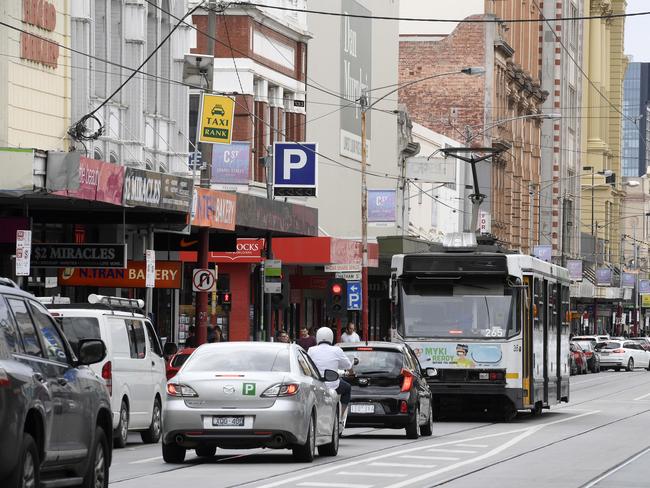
left=296, top=327, right=317, bottom=350
left=341, top=322, right=361, bottom=343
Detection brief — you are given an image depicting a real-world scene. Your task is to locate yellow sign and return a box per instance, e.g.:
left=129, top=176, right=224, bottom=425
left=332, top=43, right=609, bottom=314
left=642, top=294, right=650, bottom=308
left=198, top=94, right=235, bottom=144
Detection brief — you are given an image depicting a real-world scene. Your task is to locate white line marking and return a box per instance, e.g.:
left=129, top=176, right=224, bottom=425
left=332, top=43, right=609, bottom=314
left=401, top=455, right=459, bottom=461
left=337, top=472, right=407, bottom=478
left=634, top=392, right=650, bottom=401
left=582, top=447, right=650, bottom=488
left=428, top=448, right=477, bottom=454
left=254, top=411, right=599, bottom=488
left=371, top=462, right=434, bottom=469
left=454, top=443, right=488, bottom=448
left=129, top=456, right=162, bottom=464
left=298, top=484, right=372, bottom=488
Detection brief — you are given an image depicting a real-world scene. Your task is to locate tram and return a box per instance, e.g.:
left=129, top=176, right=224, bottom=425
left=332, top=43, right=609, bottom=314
left=390, top=233, right=570, bottom=419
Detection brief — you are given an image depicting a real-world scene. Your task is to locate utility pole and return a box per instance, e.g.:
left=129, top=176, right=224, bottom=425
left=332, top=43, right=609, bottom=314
left=360, top=91, right=369, bottom=341
left=195, top=0, right=217, bottom=346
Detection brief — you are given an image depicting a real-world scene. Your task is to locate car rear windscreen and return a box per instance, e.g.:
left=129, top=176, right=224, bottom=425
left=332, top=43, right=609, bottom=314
left=595, top=341, right=622, bottom=350
left=184, top=347, right=290, bottom=372
left=343, top=349, right=404, bottom=376
left=171, top=352, right=192, bottom=368
left=57, top=317, right=101, bottom=354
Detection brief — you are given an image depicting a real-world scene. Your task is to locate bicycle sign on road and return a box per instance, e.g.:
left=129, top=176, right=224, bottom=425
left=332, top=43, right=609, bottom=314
left=192, top=268, right=217, bottom=292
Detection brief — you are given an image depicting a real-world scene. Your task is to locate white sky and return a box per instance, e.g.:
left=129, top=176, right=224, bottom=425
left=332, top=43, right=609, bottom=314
left=625, top=0, right=650, bottom=62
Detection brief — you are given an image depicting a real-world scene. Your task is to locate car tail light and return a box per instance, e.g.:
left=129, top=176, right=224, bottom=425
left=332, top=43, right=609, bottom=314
left=101, top=361, right=112, bottom=396
left=612, top=349, right=625, bottom=353
left=356, top=347, right=374, bottom=351
left=399, top=400, right=408, bottom=413
left=261, top=383, right=300, bottom=397
left=400, top=369, right=414, bottom=392
left=0, top=368, right=9, bottom=387
left=489, top=372, right=504, bottom=381
left=167, top=383, right=199, bottom=397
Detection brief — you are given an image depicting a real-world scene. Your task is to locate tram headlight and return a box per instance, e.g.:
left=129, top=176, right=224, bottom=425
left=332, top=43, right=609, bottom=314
left=425, top=368, right=438, bottom=377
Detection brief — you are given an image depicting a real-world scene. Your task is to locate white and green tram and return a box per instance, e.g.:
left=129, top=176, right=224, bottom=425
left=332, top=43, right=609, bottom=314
left=390, top=240, right=570, bottom=419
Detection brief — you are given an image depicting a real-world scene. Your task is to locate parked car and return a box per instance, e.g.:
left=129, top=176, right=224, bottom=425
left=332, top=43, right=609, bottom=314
left=48, top=294, right=167, bottom=448
left=166, top=347, right=196, bottom=380
left=573, top=340, right=600, bottom=373
left=162, top=342, right=340, bottom=463
left=0, top=278, right=112, bottom=488
left=569, top=342, right=588, bottom=375
left=594, top=340, right=650, bottom=371
left=572, top=335, right=610, bottom=344
left=630, top=338, right=650, bottom=351
left=338, top=342, right=433, bottom=439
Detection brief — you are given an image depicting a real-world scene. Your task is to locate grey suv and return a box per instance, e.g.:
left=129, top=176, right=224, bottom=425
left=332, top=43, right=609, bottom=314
left=0, top=279, right=112, bottom=488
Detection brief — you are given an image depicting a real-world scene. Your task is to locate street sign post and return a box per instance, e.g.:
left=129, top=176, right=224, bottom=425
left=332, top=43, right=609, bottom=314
left=145, top=250, right=155, bottom=288
left=347, top=281, right=362, bottom=311
left=273, top=142, right=318, bottom=196
left=324, top=263, right=362, bottom=273
left=192, top=268, right=217, bottom=292
left=336, top=271, right=362, bottom=281
left=198, top=94, right=235, bottom=145
left=15, top=230, right=31, bottom=276
left=264, top=259, right=282, bottom=294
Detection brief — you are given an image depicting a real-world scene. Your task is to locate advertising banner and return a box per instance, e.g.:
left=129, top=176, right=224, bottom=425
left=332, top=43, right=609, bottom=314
left=368, top=190, right=396, bottom=223
left=235, top=193, right=318, bottom=236
left=54, top=156, right=125, bottom=205
left=567, top=260, right=583, bottom=281
left=640, top=280, right=650, bottom=294
left=191, top=188, right=237, bottom=230
left=409, top=342, right=504, bottom=369
left=622, top=272, right=636, bottom=289
left=58, top=261, right=182, bottom=288
left=123, top=168, right=193, bottom=212
left=533, top=245, right=552, bottom=263
left=596, top=267, right=612, bottom=286
left=160, top=174, right=193, bottom=212
left=32, top=243, right=127, bottom=268
left=198, top=94, right=235, bottom=144
left=211, top=142, right=250, bottom=185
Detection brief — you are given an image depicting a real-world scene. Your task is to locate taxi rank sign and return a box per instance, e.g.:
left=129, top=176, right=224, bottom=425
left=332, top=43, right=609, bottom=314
left=198, top=94, right=236, bottom=145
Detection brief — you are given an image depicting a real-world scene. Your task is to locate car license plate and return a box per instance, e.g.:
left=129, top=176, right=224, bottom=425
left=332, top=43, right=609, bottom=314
left=212, top=416, right=244, bottom=427
left=600, top=351, right=609, bottom=355
left=350, top=403, right=374, bottom=414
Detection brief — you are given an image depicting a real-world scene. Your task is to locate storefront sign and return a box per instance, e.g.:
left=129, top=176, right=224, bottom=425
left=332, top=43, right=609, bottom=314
left=198, top=94, right=235, bottom=144
left=32, top=243, right=126, bottom=268
left=54, top=156, right=125, bottom=205
left=622, top=272, right=636, bottom=289
left=21, top=0, right=59, bottom=68
left=191, top=188, right=237, bottom=230
left=58, top=260, right=182, bottom=288
left=479, top=210, right=491, bottom=235
left=235, top=193, right=318, bottom=236
left=595, top=267, right=612, bottom=287
left=567, top=260, right=582, bottom=281
left=179, top=238, right=265, bottom=263
left=123, top=168, right=193, bottom=212
left=368, top=190, right=396, bottom=223
left=15, top=230, right=32, bottom=276
left=211, top=142, right=250, bottom=185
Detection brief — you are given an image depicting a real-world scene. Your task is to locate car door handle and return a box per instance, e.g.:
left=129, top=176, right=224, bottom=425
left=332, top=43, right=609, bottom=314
left=57, top=377, right=68, bottom=386
left=33, top=373, right=46, bottom=383
left=151, top=361, right=155, bottom=367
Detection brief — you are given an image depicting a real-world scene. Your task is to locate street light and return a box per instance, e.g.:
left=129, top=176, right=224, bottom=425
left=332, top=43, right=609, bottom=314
left=358, top=67, right=485, bottom=339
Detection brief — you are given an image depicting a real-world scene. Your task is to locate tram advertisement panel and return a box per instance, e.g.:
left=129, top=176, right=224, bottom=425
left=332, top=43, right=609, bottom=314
left=409, top=342, right=504, bottom=369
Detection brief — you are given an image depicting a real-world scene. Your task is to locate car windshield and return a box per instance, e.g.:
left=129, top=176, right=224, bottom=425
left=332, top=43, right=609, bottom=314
left=595, top=341, right=623, bottom=350
left=171, top=352, right=193, bottom=368
left=183, top=347, right=290, bottom=372
left=343, top=349, right=404, bottom=376
left=57, top=316, right=101, bottom=355
left=400, top=280, right=517, bottom=339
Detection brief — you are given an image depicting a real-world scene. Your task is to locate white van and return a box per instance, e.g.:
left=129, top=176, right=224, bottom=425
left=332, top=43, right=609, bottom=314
left=48, top=295, right=166, bottom=448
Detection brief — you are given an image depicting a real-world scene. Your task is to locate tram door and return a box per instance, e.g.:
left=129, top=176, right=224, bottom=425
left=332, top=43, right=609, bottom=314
left=532, top=277, right=547, bottom=406
left=541, top=280, right=549, bottom=404
left=548, top=282, right=560, bottom=402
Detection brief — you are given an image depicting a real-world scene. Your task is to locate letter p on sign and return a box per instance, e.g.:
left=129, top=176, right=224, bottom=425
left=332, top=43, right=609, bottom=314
left=273, top=142, right=318, bottom=197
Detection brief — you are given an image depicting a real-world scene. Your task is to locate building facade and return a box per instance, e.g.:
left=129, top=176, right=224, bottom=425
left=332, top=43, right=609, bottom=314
left=621, top=62, right=650, bottom=177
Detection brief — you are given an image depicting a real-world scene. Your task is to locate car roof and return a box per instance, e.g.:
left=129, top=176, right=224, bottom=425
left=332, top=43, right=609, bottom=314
left=46, top=304, right=147, bottom=318
left=194, top=341, right=293, bottom=351
left=0, top=281, right=40, bottom=301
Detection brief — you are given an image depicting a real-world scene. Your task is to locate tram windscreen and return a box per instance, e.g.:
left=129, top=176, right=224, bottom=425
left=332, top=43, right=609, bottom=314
left=400, top=279, right=518, bottom=339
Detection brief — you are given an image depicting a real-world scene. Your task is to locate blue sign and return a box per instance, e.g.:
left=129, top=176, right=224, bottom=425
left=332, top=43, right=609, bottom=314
left=368, top=190, right=396, bottom=223
left=211, top=142, right=250, bottom=185
left=347, top=281, right=362, bottom=311
left=533, top=245, right=552, bottom=263
left=273, top=142, right=318, bottom=196
left=640, top=280, right=650, bottom=294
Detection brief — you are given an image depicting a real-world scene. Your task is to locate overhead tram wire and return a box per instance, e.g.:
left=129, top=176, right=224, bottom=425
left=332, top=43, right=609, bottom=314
left=237, top=2, right=650, bottom=23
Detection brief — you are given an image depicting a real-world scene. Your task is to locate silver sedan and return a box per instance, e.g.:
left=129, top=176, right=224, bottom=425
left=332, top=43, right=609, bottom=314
left=162, top=342, right=340, bottom=463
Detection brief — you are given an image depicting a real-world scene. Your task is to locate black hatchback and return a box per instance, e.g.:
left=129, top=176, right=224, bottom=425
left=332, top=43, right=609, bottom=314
left=339, top=342, right=433, bottom=439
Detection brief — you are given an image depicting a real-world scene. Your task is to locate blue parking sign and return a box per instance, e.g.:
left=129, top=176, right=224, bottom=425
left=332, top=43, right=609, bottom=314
left=347, top=281, right=362, bottom=311
left=273, top=142, right=318, bottom=196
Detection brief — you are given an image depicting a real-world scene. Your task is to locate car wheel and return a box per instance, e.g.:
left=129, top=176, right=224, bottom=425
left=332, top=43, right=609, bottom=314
left=627, top=358, right=634, bottom=372
left=82, top=427, right=109, bottom=488
left=114, top=400, right=129, bottom=448
left=318, top=409, right=339, bottom=456
left=140, top=397, right=162, bottom=444
left=195, top=446, right=216, bottom=458
left=293, top=413, right=316, bottom=462
left=405, top=407, right=420, bottom=440
left=162, top=441, right=186, bottom=464
left=3, top=432, right=39, bottom=488
left=420, top=402, right=434, bottom=437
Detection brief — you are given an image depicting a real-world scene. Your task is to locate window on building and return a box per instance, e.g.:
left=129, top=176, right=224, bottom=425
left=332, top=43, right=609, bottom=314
left=110, top=0, right=122, bottom=97
left=160, top=0, right=171, bottom=117
left=146, top=6, right=158, bottom=113
left=94, top=147, right=103, bottom=161
left=94, top=0, right=107, bottom=98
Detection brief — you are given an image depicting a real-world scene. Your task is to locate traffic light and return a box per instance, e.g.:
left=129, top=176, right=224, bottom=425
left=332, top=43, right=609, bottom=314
left=271, top=275, right=290, bottom=310
left=326, top=278, right=347, bottom=318
left=218, top=291, right=232, bottom=312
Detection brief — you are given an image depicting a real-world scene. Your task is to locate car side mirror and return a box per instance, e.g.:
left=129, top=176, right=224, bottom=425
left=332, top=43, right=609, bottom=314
left=163, top=342, right=178, bottom=357
left=77, top=339, right=106, bottom=365
left=425, top=367, right=438, bottom=378
left=353, top=357, right=359, bottom=366
left=323, top=369, right=339, bottom=382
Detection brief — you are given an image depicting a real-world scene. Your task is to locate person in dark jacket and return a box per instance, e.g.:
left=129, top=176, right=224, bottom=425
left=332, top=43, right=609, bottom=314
left=296, top=327, right=317, bottom=350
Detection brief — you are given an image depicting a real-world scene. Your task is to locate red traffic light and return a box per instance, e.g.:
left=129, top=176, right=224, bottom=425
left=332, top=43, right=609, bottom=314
left=223, top=293, right=231, bottom=303
left=331, top=283, right=342, bottom=294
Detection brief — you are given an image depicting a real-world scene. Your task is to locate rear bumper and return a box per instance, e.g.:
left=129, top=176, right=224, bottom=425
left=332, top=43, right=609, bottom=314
left=345, top=390, right=415, bottom=428
left=428, top=383, right=526, bottom=409
left=164, top=429, right=299, bottom=449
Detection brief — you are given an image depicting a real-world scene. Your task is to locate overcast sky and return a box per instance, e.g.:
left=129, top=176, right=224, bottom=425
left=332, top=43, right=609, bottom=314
left=625, top=0, right=650, bottom=62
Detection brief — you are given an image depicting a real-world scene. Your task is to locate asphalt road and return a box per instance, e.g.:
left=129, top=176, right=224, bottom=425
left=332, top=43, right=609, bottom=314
left=108, top=370, right=650, bottom=488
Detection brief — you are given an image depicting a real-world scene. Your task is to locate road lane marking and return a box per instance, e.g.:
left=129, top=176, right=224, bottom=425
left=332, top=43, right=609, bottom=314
left=581, top=447, right=650, bottom=488
left=454, top=443, right=488, bottom=448
left=371, top=462, right=434, bottom=468
left=401, top=455, right=459, bottom=461
left=297, top=484, right=372, bottom=488
left=634, top=392, right=650, bottom=400
left=129, top=456, right=162, bottom=464
left=428, top=448, right=477, bottom=454
left=254, top=411, right=599, bottom=488
left=338, top=472, right=407, bottom=478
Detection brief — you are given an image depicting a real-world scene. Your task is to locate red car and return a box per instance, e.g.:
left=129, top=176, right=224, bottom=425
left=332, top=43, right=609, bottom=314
left=166, top=347, right=196, bottom=380
left=570, top=342, right=588, bottom=375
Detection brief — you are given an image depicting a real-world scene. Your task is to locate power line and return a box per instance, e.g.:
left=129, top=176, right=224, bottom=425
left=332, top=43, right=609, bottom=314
left=236, top=2, right=650, bottom=24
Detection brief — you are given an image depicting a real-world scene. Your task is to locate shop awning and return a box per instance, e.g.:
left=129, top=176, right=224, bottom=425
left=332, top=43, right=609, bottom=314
left=272, top=237, right=379, bottom=268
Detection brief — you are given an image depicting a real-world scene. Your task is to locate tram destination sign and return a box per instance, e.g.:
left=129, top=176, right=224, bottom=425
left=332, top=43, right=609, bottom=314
left=31, top=243, right=127, bottom=268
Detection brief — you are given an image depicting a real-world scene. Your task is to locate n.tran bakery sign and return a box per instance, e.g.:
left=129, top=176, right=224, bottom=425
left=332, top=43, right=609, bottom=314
left=21, top=0, right=59, bottom=69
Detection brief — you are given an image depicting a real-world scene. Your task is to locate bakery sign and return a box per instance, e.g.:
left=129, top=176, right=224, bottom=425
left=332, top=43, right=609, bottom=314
left=21, top=0, right=60, bottom=69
